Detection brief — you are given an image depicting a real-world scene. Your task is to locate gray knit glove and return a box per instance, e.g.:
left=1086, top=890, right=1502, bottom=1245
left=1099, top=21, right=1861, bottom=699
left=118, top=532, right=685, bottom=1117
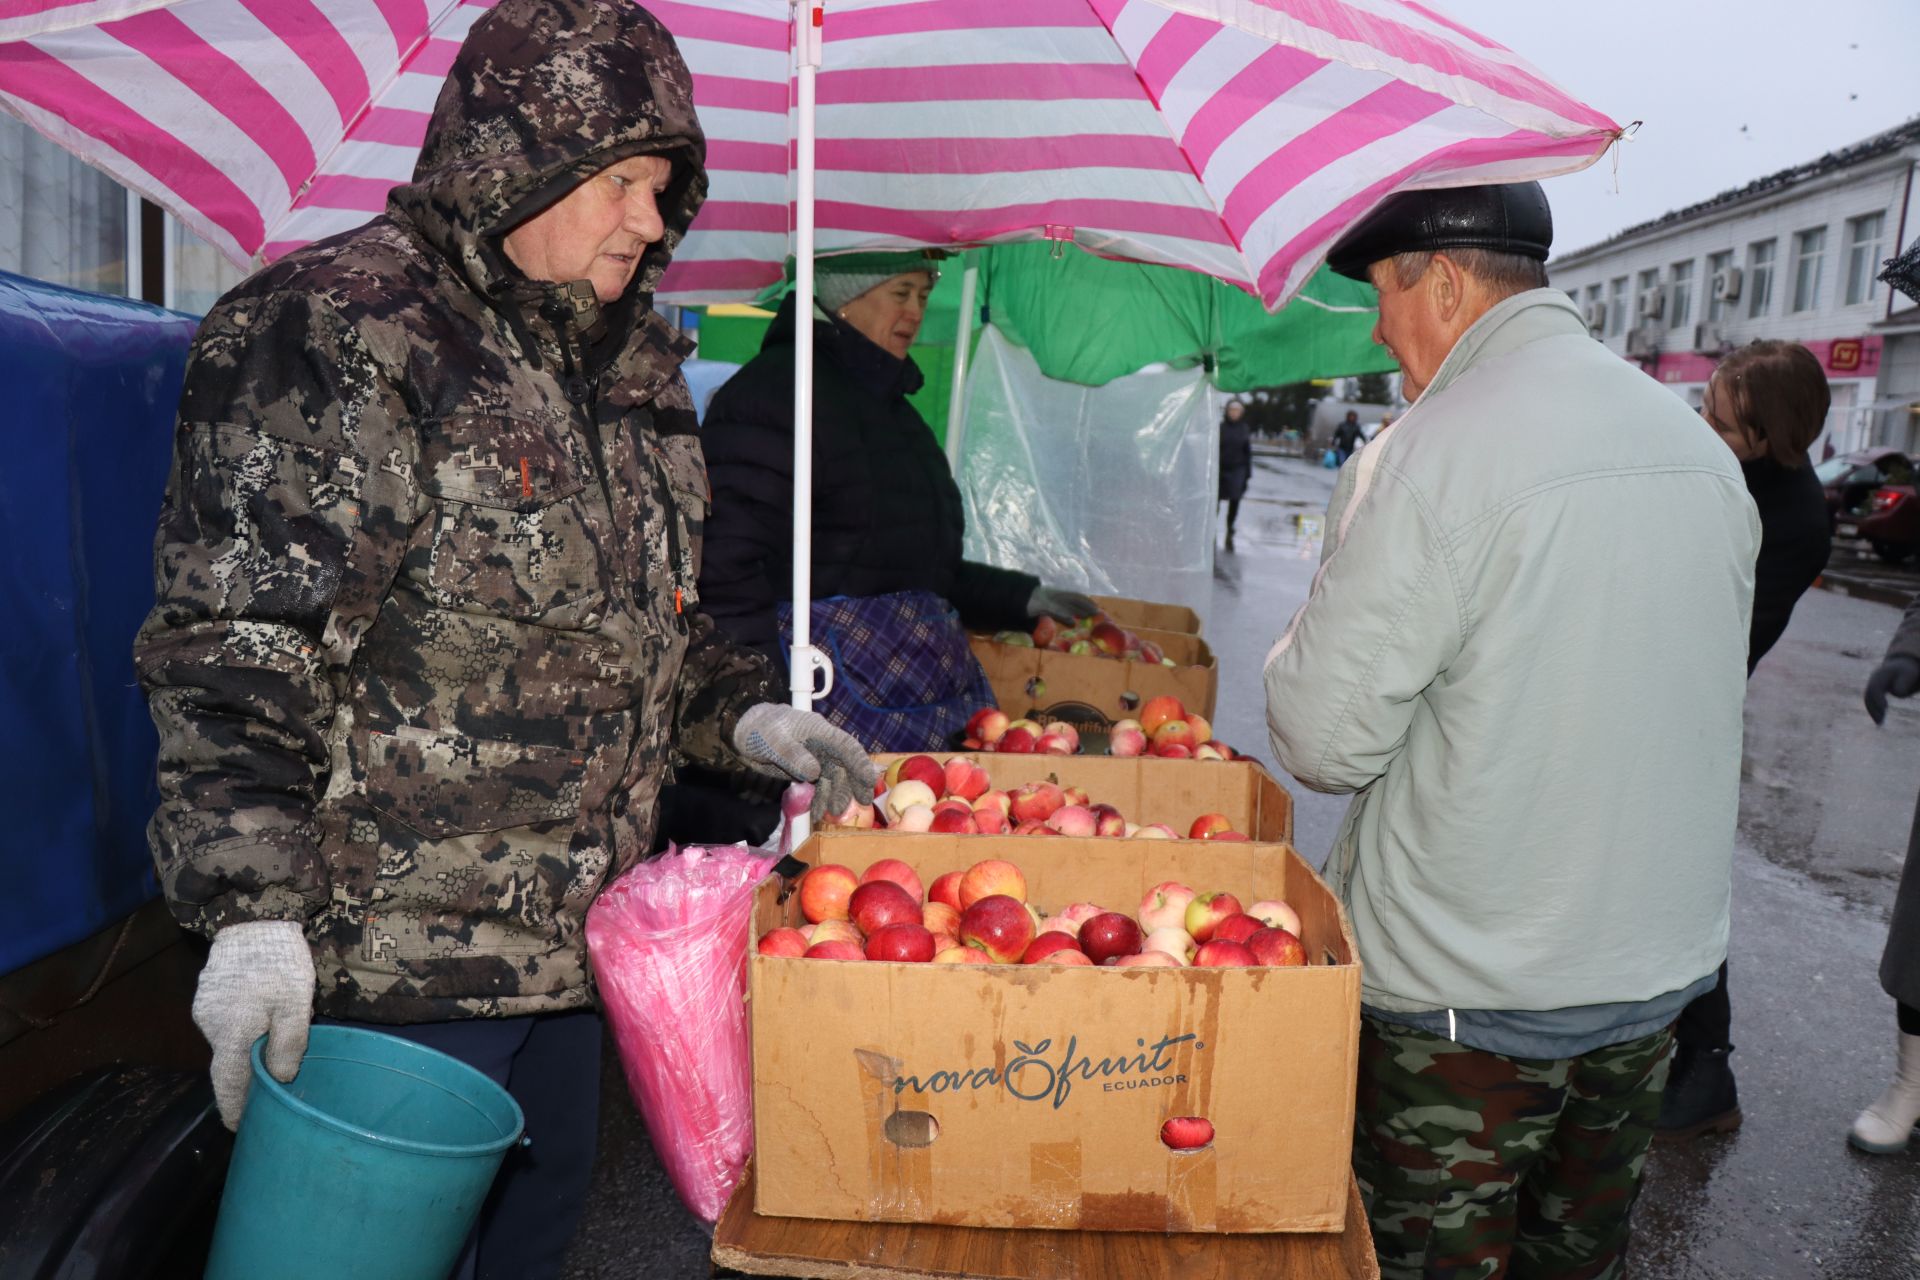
left=192, top=920, right=315, bottom=1130
left=734, top=703, right=878, bottom=821
left=1027, top=585, right=1098, bottom=622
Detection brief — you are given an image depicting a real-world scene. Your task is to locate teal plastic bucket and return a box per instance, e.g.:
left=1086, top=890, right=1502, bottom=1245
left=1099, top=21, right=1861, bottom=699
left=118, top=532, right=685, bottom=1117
left=204, top=1025, right=525, bottom=1280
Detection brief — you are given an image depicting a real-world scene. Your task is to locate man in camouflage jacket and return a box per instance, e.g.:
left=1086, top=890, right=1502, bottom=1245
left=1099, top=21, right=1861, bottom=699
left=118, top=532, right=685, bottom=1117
left=135, top=1, right=871, bottom=1270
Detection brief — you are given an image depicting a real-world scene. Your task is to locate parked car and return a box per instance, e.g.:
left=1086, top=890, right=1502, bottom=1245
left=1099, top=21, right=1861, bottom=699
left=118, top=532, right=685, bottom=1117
left=1825, top=450, right=1920, bottom=562
left=1819, top=448, right=1915, bottom=530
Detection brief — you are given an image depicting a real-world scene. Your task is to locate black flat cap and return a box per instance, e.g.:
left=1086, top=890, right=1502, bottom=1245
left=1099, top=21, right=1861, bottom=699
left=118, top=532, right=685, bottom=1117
left=1326, top=182, right=1553, bottom=282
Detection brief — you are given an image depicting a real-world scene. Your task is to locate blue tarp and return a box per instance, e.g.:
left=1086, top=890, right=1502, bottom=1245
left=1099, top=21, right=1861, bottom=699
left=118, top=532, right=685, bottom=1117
left=1, top=270, right=197, bottom=975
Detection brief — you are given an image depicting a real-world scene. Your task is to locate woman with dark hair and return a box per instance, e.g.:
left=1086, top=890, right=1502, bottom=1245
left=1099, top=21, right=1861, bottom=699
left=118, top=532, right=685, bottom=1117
left=1659, top=339, right=1833, bottom=1141
left=1219, top=399, right=1253, bottom=552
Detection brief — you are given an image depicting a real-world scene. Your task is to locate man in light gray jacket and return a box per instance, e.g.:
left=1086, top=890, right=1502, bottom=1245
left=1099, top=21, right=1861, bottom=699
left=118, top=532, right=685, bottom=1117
left=1266, top=183, right=1758, bottom=1279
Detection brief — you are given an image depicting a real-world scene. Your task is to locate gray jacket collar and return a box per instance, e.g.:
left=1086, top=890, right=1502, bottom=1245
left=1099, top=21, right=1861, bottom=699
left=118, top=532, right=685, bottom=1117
left=1420, top=288, right=1588, bottom=403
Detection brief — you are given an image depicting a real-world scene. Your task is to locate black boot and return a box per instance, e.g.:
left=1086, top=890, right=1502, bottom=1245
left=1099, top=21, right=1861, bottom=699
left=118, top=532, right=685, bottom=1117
left=1656, top=1044, right=1742, bottom=1141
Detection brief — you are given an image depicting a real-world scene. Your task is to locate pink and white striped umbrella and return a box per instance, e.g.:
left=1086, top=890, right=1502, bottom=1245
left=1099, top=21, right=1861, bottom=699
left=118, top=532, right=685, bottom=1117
left=0, top=0, right=1619, bottom=310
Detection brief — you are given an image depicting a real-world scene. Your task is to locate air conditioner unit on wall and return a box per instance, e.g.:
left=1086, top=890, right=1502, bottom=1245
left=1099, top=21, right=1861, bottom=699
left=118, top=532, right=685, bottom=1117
left=1712, top=267, right=1744, bottom=302
left=1625, top=325, right=1660, bottom=358
left=1637, top=287, right=1666, bottom=320
left=1584, top=301, right=1606, bottom=330
left=1693, top=323, right=1728, bottom=354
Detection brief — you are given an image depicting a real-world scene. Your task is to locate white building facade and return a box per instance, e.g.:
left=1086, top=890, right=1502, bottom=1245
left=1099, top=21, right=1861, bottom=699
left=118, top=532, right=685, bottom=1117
left=1550, top=119, right=1920, bottom=459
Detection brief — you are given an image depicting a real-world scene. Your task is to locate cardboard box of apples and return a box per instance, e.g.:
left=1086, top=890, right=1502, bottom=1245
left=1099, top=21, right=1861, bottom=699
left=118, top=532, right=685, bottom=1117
left=746, top=830, right=1359, bottom=1235
left=969, top=614, right=1217, bottom=730
left=827, top=751, right=1292, bottom=844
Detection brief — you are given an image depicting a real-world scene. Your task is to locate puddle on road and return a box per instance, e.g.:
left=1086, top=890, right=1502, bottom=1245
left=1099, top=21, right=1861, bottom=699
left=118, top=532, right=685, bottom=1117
left=1224, top=509, right=1323, bottom=559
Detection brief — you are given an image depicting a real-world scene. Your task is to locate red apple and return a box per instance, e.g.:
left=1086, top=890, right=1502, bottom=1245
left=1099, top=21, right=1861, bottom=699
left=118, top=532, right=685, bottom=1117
left=1012, top=819, right=1052, bottom=835
left=804, top=940, right=866, bottom=961
left=1034, top=733, right=1075, bottom=756
left=965, top=707, right=1010, bottom=746
left=928, top=806, right=980, bottom=835
left=1089, top=803, right=1127, bottom=837
left=1187, top=813, right=1234, bottom=840
left=959, top=894, right=1036, bottom=963
left=1138, top=881, right=1196, bottom=932
left=972, top=804, right=1010, bottom=835
left=934, top=944, right=992, bottom=964
left=892, top=803, right=935, bottom=832
left=1160, top=1117, right=1214, bottom=1150
left=1008, top=782, right=1066, bottom=825
left=799, top=864, right=859, bottom=923
left=1248, top=899, right=1301, bottom=934
left=942, top=757, right=991, bottom=802
left=1042, top=721, right=1082, bottom=752
left=1114, top=951, right=1181, bottom=968
left=1152, top=720, right=1198, bottom=753
left=1152, top=742, right=1192, bottom=760
left=1140, top=695, right=1187, bottom=735
left=808, top=919, right=861, bottom=948
left=1193, top=742, right=1228, bottom=762
left=1193, top=939, right=1256, bottom=967
left=1213, top=913, right=1265, bottom=945
left=922, top=901, right=961, bottom=939
left=1007, top=718, right=1045, bottom=738
left=928, top=871, right=965, bottom=911
left=850, top=880, right=921, bottom=936
left=1108, top=726, right=1148, bottom=757
left=896, top=754, right=946, bottom=794
left=865, top=923, right=937, bottom=963
left=1046, top=805, right=1098, bottom=838
left=756, top=927, right=808, bottom=957
left=1184, top=892, right=1244, bottom=943
left=1141, top=927, right=1196, bottom=963
left=860, top=858, right=925, bottom=904
left=959, top=858, right=1027, bottom=908
left=1247, top=927, right=1308, bottom=967
left=823, top=799, right=876, bottom=829
left=1078, top=912, right=1144, bottom=965
left=1022, top=931, right=1083, bottom=964
left=1061, top=786, right=1090, bottom=808
left=1132, top=823, right=1178, bottom=839
left=1185, top=712, right=1213, bottom=743
left=1054, top=902, right=1106, bottom=934
left=997, top=727, right=1037, bottom=754
left=1040, top=949, right=1093, bottom=966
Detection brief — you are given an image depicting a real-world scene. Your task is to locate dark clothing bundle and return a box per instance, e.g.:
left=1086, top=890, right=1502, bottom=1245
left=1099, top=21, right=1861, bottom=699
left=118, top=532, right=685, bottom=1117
left=1218, top=415, right=1253, bottom=502
left=696, top=295, right=1037, bottom=658
left=1880, top=594, right=1920, bottom=1011
left=1743, top=457, right=1832, bottom=672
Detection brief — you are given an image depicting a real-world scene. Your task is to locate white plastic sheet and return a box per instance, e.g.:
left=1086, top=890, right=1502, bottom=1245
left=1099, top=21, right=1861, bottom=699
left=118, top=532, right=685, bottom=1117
left=956, top=326, right=1217, bottom=624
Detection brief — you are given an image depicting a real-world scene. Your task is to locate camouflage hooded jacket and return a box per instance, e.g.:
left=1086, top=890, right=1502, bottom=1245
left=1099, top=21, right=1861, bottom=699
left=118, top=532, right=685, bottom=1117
left=134, top=0, right=776, bottom=1022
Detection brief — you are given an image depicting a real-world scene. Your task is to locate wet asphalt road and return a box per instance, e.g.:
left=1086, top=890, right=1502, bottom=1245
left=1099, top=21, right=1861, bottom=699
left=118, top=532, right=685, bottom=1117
left=563, top=451, right=1920, bottom=1279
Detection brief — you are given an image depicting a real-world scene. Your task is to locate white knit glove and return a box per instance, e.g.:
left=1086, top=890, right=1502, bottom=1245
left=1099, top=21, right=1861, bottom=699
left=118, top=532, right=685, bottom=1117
left=734, top=703, right=879, bottom=821
left=192, top=920, right=316, bottom=1130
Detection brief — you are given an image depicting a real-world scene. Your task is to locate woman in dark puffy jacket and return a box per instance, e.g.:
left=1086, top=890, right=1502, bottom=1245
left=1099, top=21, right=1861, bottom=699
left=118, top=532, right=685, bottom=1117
left=661, top=251, right=1092, bottom=841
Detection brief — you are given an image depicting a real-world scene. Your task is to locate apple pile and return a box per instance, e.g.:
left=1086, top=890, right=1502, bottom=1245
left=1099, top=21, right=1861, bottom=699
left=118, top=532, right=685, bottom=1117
left=988, top=612, right=1175, bottom=667
left=958, top=699, right=1239, bottom=761
left=758, top=856, right=1309, bottom=970
left=959, top=708, right=1083, bottom=756
left=819, top=752, right=1254, bottom=839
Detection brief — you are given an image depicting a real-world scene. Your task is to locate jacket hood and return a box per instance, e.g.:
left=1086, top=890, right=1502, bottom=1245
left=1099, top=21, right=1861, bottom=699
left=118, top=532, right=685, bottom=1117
left=389, top=0, right=706, bottom=304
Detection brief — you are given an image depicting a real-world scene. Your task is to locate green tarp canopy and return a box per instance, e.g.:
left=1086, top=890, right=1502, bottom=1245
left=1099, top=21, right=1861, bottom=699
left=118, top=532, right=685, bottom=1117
left=688, top=243, right=1395, bottom=441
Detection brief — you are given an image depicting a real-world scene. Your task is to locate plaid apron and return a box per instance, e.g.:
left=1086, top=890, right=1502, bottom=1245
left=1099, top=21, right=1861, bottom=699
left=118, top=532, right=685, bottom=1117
left=776, top=590, right=996, bottom=752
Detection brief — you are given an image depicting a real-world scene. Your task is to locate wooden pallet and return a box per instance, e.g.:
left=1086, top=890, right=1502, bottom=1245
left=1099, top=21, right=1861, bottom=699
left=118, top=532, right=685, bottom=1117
left=711, top=1163, right=1379, bottom=1280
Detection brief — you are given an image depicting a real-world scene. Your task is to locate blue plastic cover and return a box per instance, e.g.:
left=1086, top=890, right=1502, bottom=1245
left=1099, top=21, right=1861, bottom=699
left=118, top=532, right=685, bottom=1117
left=0, top=270, right=197, bottom=975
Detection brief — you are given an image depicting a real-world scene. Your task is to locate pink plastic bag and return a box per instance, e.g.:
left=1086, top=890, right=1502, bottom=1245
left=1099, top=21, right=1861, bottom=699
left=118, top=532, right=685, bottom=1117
left=585, top=785, right=809, bottom=1222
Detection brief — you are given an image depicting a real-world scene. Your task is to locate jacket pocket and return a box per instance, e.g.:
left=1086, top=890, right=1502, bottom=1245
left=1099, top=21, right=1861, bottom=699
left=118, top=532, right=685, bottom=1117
left=364, top=724, right=584, bottom=838
left=417, top=415, right=608, bottom=625
left=654, top=432, right=709, bottom=589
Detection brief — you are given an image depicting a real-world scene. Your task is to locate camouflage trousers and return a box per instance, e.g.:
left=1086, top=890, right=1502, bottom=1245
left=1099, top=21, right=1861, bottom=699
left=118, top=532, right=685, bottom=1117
left=1353, top=1015, right=1674, bottom=1280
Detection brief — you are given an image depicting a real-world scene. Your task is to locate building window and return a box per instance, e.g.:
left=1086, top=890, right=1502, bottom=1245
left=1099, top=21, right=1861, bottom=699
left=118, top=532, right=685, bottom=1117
left=1583, top=282, right=1602, bottom=329
left=1791, top=226, right=1827, bottom=313
left=1608, top=276, right=1627, bottom=336
left=1748, top=239, right=1775, bottom=317
left=1668, top=260, right=1694, bottom=329
left=1846, top=211, right=1886, bottom=306
left=1636, top=268, right=1662, bottom=326
left=0, top=115, right=129, bottom=296
left=1707, top=250, right=1733, bottom=323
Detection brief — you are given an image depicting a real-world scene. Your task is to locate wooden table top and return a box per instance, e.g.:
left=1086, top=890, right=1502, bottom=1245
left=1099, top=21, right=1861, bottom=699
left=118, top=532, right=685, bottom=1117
left=711, top=1163, right=1380, bottom=1280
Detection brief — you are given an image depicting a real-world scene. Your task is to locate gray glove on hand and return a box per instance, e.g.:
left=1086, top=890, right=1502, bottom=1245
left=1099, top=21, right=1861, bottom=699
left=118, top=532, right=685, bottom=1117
left=1027, top=585, right=1098, bottom=623
left=192, top=920, right=315, bottom=1130
left=1866, top=655, right=1920, bottom=725
left=735, top=703, right=879, bottom=820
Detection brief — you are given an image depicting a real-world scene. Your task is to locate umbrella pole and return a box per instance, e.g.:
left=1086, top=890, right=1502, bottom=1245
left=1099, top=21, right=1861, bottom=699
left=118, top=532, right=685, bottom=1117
left=943, top=263, right=978, bottom=471
left=790, top=2, right=823, bottom=714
